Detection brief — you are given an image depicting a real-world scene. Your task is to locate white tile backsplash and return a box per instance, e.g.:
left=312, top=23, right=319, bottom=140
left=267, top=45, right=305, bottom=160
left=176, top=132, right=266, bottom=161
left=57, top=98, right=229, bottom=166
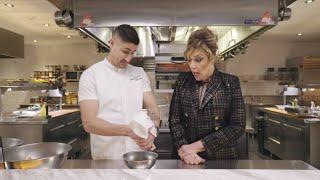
left=240, top=81, right=283, bottom=96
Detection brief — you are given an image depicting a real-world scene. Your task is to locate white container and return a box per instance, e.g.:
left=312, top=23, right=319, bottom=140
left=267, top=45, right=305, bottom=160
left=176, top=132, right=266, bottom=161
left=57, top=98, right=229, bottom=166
left=129, top=110, right=155, bottom=139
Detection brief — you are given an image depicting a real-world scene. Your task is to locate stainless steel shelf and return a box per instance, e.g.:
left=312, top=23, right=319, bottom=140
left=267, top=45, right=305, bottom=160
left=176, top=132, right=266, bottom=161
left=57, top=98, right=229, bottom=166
left=0, top=81, right=53, bottom=92
left=155, top=53, right=183, bottom=56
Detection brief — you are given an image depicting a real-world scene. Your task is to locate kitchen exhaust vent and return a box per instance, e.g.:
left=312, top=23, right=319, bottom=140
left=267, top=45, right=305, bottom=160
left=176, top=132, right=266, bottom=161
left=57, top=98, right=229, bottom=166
left=49, top=0, right=295, bottom=60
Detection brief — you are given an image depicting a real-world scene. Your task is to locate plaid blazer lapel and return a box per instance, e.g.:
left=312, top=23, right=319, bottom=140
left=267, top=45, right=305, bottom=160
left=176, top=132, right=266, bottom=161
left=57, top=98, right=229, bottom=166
left=189, top=77, right=200, bottom=113
left=200, top=70, right=222, bottom=109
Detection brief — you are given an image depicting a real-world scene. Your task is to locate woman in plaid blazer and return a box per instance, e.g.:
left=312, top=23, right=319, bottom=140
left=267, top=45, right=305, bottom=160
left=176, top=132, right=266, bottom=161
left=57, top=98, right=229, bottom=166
left=169, top=28, right=245, bottom=165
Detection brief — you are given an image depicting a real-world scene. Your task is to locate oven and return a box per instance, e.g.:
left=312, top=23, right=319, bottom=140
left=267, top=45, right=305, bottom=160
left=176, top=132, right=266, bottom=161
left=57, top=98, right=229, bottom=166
left=65, top=71, right=83, bottom=82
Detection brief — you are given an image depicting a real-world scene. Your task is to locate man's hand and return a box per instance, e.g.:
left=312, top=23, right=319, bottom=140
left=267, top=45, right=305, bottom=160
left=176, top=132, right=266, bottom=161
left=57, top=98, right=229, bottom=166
left=126, top=127, right=143, bottom=141
left=136, top=133, right=156, bottom=151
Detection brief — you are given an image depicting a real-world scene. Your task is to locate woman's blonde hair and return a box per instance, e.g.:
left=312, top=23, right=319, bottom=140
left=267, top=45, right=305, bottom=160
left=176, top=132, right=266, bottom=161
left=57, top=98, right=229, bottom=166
left=184, top=28, right=218, bottom=62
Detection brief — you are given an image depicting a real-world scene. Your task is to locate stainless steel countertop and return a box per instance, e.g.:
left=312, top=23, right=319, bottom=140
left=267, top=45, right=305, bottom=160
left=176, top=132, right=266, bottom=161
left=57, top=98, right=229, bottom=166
left=0, top=109, right=80, bottom=125
left=62, top=160, right=317, bottom=169
left=256, top=107, right=320, bottom=124
left=0, top=116, right=48, bottom=125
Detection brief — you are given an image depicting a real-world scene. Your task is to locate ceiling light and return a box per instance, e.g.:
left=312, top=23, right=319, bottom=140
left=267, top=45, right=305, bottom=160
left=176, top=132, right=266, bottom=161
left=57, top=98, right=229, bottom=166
left=305, top=0, right=314, bottom=4
left=67, top=35, right=71, bottom=39
left=33, top=40, right=38, bottom=43
left=44, top=23, right=49, bottom=27
left=297, top=33, right=302, bottom=36
left=4, top=3, right=14, bottom=7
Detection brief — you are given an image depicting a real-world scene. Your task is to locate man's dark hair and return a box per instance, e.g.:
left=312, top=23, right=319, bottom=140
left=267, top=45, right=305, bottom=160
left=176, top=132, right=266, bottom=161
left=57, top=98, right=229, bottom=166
left=113, top=24, right=139, bottom=45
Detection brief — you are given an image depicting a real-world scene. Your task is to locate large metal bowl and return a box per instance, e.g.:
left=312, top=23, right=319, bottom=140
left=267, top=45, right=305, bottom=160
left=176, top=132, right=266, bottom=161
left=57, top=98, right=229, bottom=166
left=0, top=142, right=71, bottom=169
left=123, top=151, right=158, bottom=169
left=2, top=138, right=24, bottom=149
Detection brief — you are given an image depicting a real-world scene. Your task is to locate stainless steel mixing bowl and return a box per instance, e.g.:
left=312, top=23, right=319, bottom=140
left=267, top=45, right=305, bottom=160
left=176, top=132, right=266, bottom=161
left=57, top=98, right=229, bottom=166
left=123, top=151, right=158, bottom=169
left=2, top=138, right=24, bottom=149
left=0, top=142, right=71, bottom=169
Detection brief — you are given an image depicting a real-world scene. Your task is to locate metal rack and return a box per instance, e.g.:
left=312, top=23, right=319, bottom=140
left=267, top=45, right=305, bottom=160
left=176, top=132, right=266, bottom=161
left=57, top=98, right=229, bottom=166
left=0, top=82, right=53, bottom=121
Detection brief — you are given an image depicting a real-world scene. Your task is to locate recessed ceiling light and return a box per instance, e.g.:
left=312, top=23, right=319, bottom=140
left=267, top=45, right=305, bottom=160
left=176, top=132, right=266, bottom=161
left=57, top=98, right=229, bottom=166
left=44, top=23, right=50, bottom=27
left=4, top=3, right=14, bottom=7
left=33, top=40, right=38, bottom=43
left=305, top=0, right=314, bottom=4
left=67, top=35, right=71, bottom=39
left=297, top=33, right=302, bottom=36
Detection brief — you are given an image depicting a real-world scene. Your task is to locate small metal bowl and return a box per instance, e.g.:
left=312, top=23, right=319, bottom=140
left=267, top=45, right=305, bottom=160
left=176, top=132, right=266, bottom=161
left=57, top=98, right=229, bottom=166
left=123, top=151, right=158, bottom=169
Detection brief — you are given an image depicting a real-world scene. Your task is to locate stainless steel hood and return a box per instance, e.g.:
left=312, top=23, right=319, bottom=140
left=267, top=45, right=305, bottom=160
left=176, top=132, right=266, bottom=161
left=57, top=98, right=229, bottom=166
left=50, top=0, right=294, bottom=59
left=0, top=27, right=24, bottom=58
left=72, top=0, right=279, bottom=27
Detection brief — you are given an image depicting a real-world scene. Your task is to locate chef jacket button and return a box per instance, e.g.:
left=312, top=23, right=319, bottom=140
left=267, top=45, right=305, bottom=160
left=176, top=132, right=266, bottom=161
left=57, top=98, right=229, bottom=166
left=215, top=116, right=219, bottom=120
left=215, top=127, right=219, bottom=131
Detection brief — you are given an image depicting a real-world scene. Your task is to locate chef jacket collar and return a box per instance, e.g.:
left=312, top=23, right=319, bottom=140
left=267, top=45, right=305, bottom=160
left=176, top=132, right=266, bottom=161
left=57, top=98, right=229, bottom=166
left=104, top=57, right=126, bottom=74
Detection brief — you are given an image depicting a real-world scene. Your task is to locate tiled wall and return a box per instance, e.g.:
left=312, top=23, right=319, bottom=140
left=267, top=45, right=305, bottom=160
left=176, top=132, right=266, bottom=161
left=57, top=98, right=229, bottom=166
left=240, top=81, right=283, bottom=96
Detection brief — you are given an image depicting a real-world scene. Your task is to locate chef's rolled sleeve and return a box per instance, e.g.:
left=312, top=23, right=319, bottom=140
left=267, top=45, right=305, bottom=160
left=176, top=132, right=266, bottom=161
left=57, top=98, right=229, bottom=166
left=78, top=70, right=98, bottom=102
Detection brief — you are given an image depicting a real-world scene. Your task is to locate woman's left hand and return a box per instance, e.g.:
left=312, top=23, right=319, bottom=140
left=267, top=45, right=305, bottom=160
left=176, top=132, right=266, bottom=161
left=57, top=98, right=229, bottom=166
left=182, top=153, right=205, bottom=165
left=178, top=141, right=205, bottom=159
left=178, top=144, right=197, bottom=158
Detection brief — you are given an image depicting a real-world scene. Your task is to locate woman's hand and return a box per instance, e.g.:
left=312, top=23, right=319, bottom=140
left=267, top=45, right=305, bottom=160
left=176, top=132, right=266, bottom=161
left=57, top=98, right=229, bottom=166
left=178, top=141, right=206, bottom=165
left=178, top=144, right=198, bottom=158
left=178, top=141, right=205, bottom=159
left=182, top=153, right=205, bottom=165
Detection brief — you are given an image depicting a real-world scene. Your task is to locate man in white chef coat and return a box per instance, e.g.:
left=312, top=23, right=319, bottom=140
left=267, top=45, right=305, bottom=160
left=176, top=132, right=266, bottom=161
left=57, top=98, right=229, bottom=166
left=78, top=24, right=160, bottom=160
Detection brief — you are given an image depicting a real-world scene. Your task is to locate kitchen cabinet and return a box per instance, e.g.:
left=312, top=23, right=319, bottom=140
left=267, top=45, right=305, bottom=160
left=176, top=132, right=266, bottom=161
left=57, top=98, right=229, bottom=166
left=154, top=131, right=173, bottom=159
left=282, top=121, right=306, bottom=160
left=264, top=114, right=283, bottom=158
left=264, top=113, right=307, bottom=160
left=259, top=108, right=320, bottom=167
left=44, top=111, right=88, bottom=159
left=0, top=110, right=89, bottom=159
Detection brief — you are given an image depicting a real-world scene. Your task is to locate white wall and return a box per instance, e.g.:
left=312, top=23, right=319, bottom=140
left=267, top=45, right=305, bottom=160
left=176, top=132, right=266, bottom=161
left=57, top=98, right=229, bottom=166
left=0, top=42, right=104, bottom=112
left=155, top=38, right=320, bottom=96
left=0, top=43, right=104, bottom=79
left=225, top=38, right=320, bottom=96
left=1, top=38, right=320, bottom=111
left=226, top=37, right=320, bottom=76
